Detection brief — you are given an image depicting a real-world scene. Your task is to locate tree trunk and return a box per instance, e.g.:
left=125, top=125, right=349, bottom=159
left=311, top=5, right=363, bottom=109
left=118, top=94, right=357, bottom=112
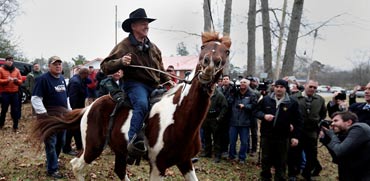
left=223, top=0, right=232, bottom=75
left=261, top=0, right=273, bottom=79
left=281, top=0, right=304, bottom=77
left=274, top=0, right=288, bottom=80
left=203, top=0, right=212, bottom=32
left=247, top=0, right=256, bottom=76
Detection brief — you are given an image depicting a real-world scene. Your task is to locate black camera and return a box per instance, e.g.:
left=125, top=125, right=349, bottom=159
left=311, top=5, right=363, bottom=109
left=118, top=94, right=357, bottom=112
left=319, top=119, right=332, bottom=129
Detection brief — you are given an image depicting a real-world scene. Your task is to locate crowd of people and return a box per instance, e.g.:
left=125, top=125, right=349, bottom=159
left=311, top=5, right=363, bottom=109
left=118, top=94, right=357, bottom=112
left=0, top=7, right=369, bottom=180
left=199, top=74, right=370, bottom=181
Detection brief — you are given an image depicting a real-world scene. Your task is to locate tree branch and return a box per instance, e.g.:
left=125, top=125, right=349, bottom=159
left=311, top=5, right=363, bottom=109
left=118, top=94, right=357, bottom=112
left=299, top=13, right=345, bottom=38
left=151, top=27, right=201, bottom=37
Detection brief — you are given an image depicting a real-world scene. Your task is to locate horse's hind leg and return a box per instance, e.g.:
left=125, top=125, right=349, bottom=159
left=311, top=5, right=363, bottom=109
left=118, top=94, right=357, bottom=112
left=70, top=155, right=87, bottom=181
left=177, top=160, right=198, bottom=181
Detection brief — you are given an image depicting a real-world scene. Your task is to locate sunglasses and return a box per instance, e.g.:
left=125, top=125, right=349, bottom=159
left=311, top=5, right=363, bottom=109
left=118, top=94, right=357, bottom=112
left=308, top=86, right=317, bottom=89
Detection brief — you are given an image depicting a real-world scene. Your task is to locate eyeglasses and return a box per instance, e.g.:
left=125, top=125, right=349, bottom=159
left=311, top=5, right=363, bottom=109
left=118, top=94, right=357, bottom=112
left=167, top=70, right=174, bottom=72
left=308, top=86, right=317, bottom=89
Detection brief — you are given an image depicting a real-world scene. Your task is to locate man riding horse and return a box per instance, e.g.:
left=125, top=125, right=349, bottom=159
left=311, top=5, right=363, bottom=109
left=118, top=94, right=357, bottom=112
left=100, top=8, right=174, bottom=159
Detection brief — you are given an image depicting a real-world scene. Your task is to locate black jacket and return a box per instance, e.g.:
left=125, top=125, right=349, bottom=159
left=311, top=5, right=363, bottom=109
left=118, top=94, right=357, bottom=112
left=255, top=93, right=303, bottom=139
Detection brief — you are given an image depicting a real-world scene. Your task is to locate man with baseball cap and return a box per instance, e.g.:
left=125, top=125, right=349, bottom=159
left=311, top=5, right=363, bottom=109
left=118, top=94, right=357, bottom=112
left=31, top=55, right=70, bottom=178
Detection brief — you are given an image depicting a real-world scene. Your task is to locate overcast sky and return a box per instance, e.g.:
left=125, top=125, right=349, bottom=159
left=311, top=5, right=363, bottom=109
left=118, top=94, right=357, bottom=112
left=12, top=0, right=370, bottom=71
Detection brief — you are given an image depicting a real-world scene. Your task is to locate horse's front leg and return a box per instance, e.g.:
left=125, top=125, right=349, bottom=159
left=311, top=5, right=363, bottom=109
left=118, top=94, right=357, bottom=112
left=177, top=160, right=198, bottom=181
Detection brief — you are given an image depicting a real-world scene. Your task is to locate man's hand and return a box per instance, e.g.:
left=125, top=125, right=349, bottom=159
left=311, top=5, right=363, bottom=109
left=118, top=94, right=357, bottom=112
left=121, top=53, right=132, bottom=66
left=264, top=114, right=274, bottom=122
left=291, top=138, right=299, bottom=147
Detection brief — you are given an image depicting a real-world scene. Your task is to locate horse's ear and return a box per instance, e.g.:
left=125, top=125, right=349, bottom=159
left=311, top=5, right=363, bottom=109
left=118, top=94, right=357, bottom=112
left=221, top=36, right=232, bottom=49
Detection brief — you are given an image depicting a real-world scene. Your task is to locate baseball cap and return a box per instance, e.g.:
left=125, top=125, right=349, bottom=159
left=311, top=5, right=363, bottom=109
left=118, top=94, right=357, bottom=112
left=48, top=56, right=62, bottom=64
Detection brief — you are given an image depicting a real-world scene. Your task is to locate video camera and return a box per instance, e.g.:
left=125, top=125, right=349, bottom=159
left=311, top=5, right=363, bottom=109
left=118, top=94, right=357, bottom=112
left=257, top=79, right=273, bottom=92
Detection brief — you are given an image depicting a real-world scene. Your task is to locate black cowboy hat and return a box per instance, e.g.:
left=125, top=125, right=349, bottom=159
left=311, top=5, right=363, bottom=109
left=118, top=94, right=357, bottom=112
left=121, top=8, right=156, bottom=32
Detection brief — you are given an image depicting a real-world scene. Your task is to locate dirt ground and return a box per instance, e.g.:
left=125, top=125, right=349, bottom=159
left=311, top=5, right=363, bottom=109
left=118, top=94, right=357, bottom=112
left=0, top=103, right=338, bottom=180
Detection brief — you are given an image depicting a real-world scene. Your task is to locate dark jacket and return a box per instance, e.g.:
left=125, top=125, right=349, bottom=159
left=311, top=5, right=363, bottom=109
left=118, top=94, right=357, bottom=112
left=98, top=77, right=124, bottom=97
left=292, top=91, right=327, bottom=132
left=100, top=35, right=170, bottom=88
left=203, top=89, right=228, bottom=128
left=349, top=102, right=370, bottom=126
left=255, top=93, right=303, bottom=139
left=229, top=89, right=257, bottom=127
left=324, top=123, right=370, bottom=181
left=327, top=101, right=345, bottom=118
left=67, top=74, right=90, bottom=109
left=24, top=70, right=43, bottom=94
left=217, top=84, right=236, bottom=123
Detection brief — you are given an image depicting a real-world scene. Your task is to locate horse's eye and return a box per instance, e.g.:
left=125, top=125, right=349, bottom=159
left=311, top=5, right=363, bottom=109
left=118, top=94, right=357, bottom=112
left=225, top=50, right=230, bottom=56
left=201, top=45, right=205, bottom=50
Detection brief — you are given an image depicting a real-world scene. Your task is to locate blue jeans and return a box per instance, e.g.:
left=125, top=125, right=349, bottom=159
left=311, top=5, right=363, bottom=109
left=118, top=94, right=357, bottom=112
left=229, top=126, right=249, bottom=161
left=0, top=92, right=21, bottom=129
left=44, top=131, right=66, bottom=173
left=124, top=81, right=154, bottom=140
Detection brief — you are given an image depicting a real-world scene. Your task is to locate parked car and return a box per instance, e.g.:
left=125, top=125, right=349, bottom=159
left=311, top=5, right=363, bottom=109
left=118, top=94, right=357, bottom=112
left=330, top=86, right=346, bottom=93
left=356, top=90, right=365, bottom=98
left=316, top=85, right=329, bottom=92
left=0, top=58, right=32, bottom=104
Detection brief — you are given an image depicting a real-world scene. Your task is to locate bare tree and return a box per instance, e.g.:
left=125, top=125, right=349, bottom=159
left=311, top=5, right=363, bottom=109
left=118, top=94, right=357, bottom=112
left=260, top=0, right=273, bottom=79
left=0, top=0, right=19, bottom=29
left=203, top=0, right=213, bottom=32
left=223, top=0, right=232, bottom=74
left=281, top=0, right=304, bottom=77
left=274, top=0, right=288, bottom=80
left=247, top=0, right=256, bottom=76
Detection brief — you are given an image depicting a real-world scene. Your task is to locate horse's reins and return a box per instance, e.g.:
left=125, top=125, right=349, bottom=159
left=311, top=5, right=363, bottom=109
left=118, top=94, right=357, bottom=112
left=126, top=52, right=200, bottom=85
left=127, top=64, right=193, bottom=85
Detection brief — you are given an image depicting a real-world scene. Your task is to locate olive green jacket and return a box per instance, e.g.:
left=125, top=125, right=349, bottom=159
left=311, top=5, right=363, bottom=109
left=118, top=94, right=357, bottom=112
left=292, top=91, right=327, bottom=132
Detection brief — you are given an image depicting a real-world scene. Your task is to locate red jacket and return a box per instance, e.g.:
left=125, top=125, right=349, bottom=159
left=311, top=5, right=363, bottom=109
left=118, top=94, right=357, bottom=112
left=87, top=71, right=97, bottom=89
left=0, top=66, right=22, bottom=93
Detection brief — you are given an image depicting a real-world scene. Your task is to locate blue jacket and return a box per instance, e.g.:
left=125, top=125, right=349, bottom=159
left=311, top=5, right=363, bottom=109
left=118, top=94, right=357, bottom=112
left=67, top=74, right=90, bottom=109
left=229, top=89, right=257, bottom=127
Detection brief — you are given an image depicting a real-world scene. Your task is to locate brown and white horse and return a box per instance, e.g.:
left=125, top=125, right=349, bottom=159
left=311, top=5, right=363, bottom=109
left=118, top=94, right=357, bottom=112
left=31, top=32, right=231, bottom=181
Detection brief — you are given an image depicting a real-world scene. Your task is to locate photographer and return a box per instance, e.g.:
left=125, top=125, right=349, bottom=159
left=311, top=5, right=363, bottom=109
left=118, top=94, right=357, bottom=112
left=327, top=91, right=348, bottom=118
left=320, top=111, right=370, bottom=181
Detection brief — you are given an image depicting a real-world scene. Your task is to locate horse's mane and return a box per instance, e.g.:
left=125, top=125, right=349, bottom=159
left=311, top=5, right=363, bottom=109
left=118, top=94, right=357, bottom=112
left=201, top=32, right=231, bottom=48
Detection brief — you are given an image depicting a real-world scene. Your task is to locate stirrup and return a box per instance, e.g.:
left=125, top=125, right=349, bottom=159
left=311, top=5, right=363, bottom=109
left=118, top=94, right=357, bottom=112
left=127, top=140, right=147, bottom=157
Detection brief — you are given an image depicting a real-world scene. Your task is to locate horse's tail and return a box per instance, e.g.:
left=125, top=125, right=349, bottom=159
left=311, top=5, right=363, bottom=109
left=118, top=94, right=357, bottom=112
left=29, top=107, right=86, bottom=151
